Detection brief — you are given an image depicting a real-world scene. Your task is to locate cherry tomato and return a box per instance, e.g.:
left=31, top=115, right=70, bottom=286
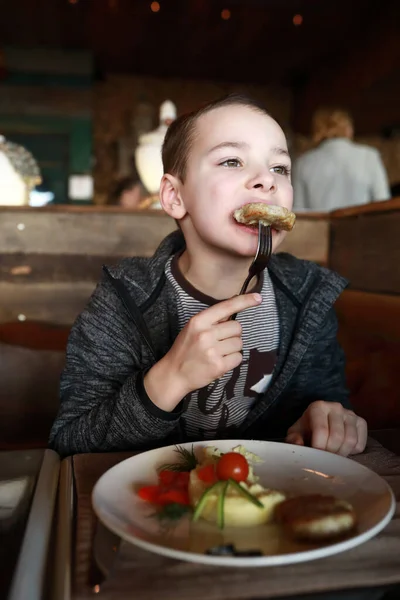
left=174, top=471, right=190, bottom=488
left=197, top=464, right=218, bottom=484
left=158, top=470, right=178, bottom=486
left=216, top=452, right=249, bottom=482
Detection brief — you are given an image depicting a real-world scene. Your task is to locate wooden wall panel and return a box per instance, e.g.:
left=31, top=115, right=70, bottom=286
left=0, top=206, right=330, bottom=325
left=0, top=208, right=177, bottom=256
left=279, top=217, right=329, bottom=265
left=0, top=282, right=94, bottom=325
left=0, top=254, right=123, bottom=283
left=0, top=206, right=328, bottom=260
left=0, top=205, right=337, bottom=325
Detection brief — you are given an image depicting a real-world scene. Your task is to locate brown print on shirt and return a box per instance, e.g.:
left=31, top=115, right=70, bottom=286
left=196, top=347, right=277, bottom=419
left=244, top=348, right=277, bottom=397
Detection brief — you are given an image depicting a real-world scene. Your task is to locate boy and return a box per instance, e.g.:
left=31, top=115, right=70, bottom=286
left=49, top=94, right=367, bottom=457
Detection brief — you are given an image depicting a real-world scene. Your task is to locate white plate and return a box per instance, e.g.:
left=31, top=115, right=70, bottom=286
left=92, top=440, right=395, bottom=567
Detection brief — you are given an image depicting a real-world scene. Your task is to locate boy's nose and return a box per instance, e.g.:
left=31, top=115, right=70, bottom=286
left=247, top=169, right=277, bottom=193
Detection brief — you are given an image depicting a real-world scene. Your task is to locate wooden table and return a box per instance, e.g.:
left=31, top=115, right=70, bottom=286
left=53, top=436, right=400, bottom=600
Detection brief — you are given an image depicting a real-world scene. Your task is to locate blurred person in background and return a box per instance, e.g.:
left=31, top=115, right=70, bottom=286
left=292, top=107, right=391, bottom=211
left=108, top=175, right=144, bottom=209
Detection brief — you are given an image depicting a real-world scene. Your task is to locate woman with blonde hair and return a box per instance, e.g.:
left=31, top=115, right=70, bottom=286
left=293, top=107, right=390, bottom=211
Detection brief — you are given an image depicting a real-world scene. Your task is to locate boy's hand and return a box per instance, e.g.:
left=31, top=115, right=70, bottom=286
left=285, top=401, right=367, bottom=457
left=143, top=293, right=262, bottom=412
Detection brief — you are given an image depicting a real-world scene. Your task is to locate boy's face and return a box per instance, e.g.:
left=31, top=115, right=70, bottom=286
left=177, top=104, right=293, bottom=258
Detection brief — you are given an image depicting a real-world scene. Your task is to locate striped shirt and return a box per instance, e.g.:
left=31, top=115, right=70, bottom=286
left=165, top=254, right=280, bottom=439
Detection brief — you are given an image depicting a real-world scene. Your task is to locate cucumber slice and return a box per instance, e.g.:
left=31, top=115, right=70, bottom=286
left=228, top=479, right=264, bottom=508
left=192, top=481, right=224, bottom=522
left=217, top=481, right=230, bottom=529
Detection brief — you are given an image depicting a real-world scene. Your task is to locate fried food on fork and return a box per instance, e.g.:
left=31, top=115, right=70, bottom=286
left=234, top=203, right=296, bottom=231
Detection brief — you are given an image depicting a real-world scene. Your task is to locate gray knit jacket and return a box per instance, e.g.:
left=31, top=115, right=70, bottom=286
left=49, top=230, right=350, bottom=456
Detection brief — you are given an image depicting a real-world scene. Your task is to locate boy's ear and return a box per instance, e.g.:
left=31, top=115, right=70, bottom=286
left=159, top=174, right=187, bottom=219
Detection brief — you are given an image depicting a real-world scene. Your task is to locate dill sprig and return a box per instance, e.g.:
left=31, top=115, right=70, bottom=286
left=158, top=445, right=199, bottom=472
left=154, top=503, right=192, bottom=521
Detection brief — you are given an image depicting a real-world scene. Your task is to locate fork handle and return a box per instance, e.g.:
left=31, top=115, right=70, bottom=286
left=230, top=274, right=253, bottom=320
left=238, top=274, right=253, bottom=296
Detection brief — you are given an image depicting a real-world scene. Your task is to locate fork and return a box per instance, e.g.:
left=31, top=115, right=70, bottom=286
left=231, top=223, right=272, bottom=320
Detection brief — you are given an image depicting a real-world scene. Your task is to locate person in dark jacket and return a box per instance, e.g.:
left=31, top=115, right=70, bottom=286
left=49, top=94, right=367, bottom=457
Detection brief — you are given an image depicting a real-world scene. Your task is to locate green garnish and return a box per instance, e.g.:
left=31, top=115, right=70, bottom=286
left=154, top=503, right=192, bottom=521
left=217, top=481, right=229, bottom=529
left=228, top=479, right=264, bottom=508
left=192, top=481, right=224, bottom=522
left=192, top=479, right=263, bottom=529
left=159, top=445, right=199, bottom=472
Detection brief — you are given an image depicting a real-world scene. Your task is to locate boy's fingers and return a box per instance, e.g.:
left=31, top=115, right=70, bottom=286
left=309, top=409, right=330, bottom=451
left=326, top=411, right=345, bottom=453
left=215, top=319, right=242, bottom=341
left=206, top=293, right=262, bottom=325
left=285, top=417, right=306, bottom=445
left=285, top=432, right=304, bottom=446
left=352, top=417, right=368, bottom=454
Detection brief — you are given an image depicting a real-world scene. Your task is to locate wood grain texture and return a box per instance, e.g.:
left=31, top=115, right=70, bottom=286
left=279, top=217, right=329, bottom=264
left=330, top=197, right=400, bottom=218
left=0, top=209, right=177, bottom=256
left=0, top=207, right=329, bottom=263
left=0, top=254, right=124, bottom=283
left=71, top=440, right=400, bottom=599
left=0, top=282, right=94, bottom=325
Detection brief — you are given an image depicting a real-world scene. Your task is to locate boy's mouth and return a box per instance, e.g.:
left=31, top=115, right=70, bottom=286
left=234, top=220, right=279, bottom=235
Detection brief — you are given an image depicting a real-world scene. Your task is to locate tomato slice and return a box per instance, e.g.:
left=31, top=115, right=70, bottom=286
left=197, top=464, right=218, bottom=484
left=137, top=485, right=161, bottom=503
left=174, top=471, right=190, bottom=487
left=216, top=452, right=249, bottom=482
left=157, top=489, right=190, bottom=506
left=158, top=469, right=178, bottom=486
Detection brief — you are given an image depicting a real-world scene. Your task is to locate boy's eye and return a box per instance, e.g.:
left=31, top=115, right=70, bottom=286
left=220, top=158, right=242, bottom=168
left=271, top=165, right=291, bottom=176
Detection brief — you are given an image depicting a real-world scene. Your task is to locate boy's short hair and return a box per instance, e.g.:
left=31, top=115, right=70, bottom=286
left=162, top=93, right=271, bottom=182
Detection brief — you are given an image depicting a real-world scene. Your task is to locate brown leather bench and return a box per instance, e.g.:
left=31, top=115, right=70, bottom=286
left=0, top=322, right=69, bottom=450
left=336, top=290, right=400, bottom=430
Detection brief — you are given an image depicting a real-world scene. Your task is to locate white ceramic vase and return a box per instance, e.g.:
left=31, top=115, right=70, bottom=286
left=135, top=100, right=177, bottom=208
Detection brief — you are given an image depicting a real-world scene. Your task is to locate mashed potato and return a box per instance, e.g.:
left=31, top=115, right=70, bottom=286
left=189, top=446, right=286, bottom=527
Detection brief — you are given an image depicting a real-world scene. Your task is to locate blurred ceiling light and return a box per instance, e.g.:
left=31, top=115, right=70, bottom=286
left=293, top=14, right=303, bottom=26
left=151, top=1, right=160, bottom=12
left=69, top=0, right=78, bottom=4
left=221, top=9, right=231, bottom=20
left=109, top=0, right=118, bottom=8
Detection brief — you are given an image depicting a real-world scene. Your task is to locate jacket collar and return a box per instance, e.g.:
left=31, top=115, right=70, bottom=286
left=140, top=229, right=347, bottom=312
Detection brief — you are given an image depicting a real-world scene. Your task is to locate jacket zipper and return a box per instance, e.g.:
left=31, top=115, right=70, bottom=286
left=102, top=266, right=157, bottom=361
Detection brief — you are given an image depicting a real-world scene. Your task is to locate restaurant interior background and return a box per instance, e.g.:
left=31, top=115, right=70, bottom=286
left=0, top=0, right=399, bottom=205
left=1, top=2, right=400, bottom=599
